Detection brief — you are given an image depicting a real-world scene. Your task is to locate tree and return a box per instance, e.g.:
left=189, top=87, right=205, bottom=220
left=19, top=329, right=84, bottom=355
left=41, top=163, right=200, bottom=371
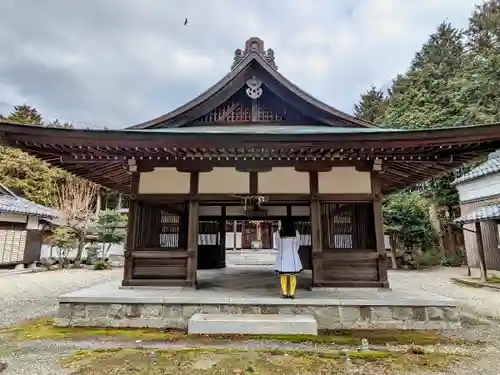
left=451, top=0, right=500, bottom=124
left=383, top=191, right=438, bottom=268
left=381, top=22, right=467, bottom=255
left=353, top=85, right=388, bottom=124
left=384, top=22, right=465, bottom=128
left=96, top=209, right=127, bottom=259
left=0, top=105, right=67, bottom=205
left=54, top=177, right=98, bottom=263
left=50, top=227, right=78, bottom=268
left=2, top=104, right=43, bottom=125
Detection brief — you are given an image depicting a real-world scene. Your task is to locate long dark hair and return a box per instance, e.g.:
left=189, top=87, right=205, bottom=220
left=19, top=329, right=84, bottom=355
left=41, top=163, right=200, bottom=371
left=279, top=219, right=296, bottom=238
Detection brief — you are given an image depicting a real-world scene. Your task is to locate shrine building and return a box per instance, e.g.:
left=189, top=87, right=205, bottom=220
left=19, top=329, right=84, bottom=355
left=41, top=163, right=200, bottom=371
left=2, top=37, right=500, bottom=290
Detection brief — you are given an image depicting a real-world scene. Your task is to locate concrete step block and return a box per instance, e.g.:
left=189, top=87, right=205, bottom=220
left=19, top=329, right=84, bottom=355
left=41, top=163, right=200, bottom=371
left=188, top=313, right=318, bottom=335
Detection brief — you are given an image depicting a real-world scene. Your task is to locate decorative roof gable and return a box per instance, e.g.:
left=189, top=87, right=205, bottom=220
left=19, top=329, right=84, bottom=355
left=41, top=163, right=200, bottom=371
left=128, top=37, right=376, bottom=129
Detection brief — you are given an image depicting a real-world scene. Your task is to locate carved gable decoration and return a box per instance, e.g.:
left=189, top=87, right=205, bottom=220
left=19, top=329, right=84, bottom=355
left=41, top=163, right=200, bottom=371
left=232, top=37, right=278, bottom=70
left=128, top=37, right=378, bottom=129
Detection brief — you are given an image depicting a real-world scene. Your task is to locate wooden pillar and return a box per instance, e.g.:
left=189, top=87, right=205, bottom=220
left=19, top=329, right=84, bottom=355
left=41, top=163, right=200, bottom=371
left=186, top=172, right=200, bottom=287
left=217, top=206, right=227, bottom=267
left=121, top=172, right=139, bottom=286
left=371, top=171, right=389, bottom=288
left=233, top=220, right=237, bottom=250
left=309, top=171, right=323, bottom=286
left=475, top=222, right=488, bottom=282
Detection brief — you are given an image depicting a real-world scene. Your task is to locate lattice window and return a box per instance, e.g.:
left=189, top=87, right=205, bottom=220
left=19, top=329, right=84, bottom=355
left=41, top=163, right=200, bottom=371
left=135, top=202, right=187, bottom=249
left=198, top=220, right=219, bottom=246
left=194, top=101, right=251, bottom=123
left=257, top=102, right=285, bottom=121
left=320, top=202, right=376, bottom=250
left=295, top=220, right=312, bottom=246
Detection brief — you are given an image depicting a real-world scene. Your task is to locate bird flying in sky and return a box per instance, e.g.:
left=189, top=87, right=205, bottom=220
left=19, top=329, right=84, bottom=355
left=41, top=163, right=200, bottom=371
left=184, top=18, right=188, bottom=26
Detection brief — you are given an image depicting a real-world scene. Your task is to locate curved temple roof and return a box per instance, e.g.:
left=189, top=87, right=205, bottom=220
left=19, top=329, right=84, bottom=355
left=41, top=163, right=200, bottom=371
left=2, top=121, right=500, bottom=194
left=127, top=37, right=377, bottom=129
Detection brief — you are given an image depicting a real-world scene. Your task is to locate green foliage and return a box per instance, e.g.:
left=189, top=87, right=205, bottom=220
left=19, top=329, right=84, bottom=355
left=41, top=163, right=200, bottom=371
left=0, top=105, right=71, bottom=205
left=384, top=22, right=465, bottom=129
left=92, top=259, right=110, bottom=270
left=415, top=249, right=442, bottom=267
left=382, top=191, right=437, bottom=253
left=50, top=227, right=78, bottom=268
left=353, top=85, right=388, bottom=124
left=96, top=210, right=127, bottom=258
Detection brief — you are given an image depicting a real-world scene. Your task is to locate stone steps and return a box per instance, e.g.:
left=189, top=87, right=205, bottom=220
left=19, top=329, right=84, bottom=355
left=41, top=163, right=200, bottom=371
left=188, top=313, right=318, bottom=335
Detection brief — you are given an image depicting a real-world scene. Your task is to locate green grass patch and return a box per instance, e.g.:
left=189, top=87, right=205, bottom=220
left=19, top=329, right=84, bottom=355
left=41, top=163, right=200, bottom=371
left=61, top=347, right=462, bottom=375
left=1, top=317, right=463, bottom=346
left=0, top=317, right=185, bottom=341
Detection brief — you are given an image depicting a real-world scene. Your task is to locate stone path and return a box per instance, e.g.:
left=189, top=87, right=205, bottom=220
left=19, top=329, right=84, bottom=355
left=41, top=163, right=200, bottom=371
left=389, top=268, right=500, bottom=320
left=0, top=268, right=122, bottom=328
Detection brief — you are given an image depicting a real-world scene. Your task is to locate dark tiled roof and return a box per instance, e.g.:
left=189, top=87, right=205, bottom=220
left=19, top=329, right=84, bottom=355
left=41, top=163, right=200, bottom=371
left=453, top=150, right=500, bottom=185
left=454, top=203, right=500, bottom=224
left=0, top=184, right=58, bottom=220
left=133, top=125, right=394, bottom=134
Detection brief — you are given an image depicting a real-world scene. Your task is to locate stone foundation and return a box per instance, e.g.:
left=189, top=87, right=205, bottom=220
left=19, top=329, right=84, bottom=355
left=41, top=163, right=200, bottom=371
left=55, top=302, right=461, bottom=330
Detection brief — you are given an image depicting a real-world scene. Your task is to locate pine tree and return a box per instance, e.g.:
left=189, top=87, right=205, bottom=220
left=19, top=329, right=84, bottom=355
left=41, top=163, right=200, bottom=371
left=385, top=22, right=465, bottom=128
left=0, top=106, right=67, bottom=205
left=452, top=0, right=500, bottom=123
left=353, top=85, right=388, bottom=124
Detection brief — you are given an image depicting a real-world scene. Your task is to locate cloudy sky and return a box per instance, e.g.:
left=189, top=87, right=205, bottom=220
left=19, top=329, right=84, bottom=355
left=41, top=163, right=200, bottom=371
left=0, top=0, right=480, bottom=129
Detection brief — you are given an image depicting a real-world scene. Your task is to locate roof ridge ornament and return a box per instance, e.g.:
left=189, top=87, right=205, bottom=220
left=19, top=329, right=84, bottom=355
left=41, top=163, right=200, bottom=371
left=231, top=37, right=278, bottom=70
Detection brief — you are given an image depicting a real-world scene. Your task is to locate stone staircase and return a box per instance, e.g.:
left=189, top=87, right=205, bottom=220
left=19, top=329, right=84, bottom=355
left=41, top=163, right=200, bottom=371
left=226, top=249, right=277, bottom=266
left=188, top=313, right=318, bottom=335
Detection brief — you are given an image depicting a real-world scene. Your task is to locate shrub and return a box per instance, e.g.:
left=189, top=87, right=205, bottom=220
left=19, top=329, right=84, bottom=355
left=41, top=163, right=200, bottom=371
left=92, top=259, right=110, bottom=270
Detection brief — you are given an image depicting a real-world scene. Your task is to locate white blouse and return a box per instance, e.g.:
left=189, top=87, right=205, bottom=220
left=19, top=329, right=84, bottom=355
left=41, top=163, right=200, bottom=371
left=274, top=230, right=303, bottom=274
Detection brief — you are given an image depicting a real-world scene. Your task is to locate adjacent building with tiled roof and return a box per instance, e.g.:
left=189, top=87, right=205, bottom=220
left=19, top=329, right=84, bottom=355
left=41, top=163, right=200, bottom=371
left=0, top=183, right=59, bottom=266
left=454, top=151, right=500, bottom=271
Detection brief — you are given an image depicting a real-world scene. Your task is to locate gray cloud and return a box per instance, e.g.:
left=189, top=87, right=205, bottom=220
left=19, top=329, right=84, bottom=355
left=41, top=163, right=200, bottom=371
left=0, top=0, right=480, bottom=128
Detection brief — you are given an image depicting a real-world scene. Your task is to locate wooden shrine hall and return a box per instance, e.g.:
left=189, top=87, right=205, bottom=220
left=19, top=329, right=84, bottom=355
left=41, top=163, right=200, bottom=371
left=2, top=37, right=500, bottom=290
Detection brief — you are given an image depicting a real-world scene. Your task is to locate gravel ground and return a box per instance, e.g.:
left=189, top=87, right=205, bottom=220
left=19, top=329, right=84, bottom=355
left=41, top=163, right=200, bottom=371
left=0, top=268, right=122, bottom=328
left=1, top=266, right=500, bottom=374
left=389, top=267, right=500, bottom=320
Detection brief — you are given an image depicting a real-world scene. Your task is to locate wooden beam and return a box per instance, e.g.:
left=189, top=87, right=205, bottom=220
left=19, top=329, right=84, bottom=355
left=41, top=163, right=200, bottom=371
left=249, top=171, right=258, bottom=194
left=475, top=222, right=488, bottom=282
left=122, top=172, right=139, bottom=286
left=309, top=171, right=323, bottom=286
left=135, top=193, right=374, bottom=202
left=371, top=171, right=389, bottom=288
left=186, top=171, right=200, bottom=287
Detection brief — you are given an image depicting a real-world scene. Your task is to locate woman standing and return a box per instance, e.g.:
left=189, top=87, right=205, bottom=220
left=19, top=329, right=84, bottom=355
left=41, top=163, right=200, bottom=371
left=274, top=219, right=303, bottom=299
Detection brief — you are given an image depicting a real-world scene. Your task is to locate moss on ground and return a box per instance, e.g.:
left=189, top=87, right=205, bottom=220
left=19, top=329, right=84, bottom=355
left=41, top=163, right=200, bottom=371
left=61, top=347, right=462, bottom=375
left=0, top=317, right=463, bottom=346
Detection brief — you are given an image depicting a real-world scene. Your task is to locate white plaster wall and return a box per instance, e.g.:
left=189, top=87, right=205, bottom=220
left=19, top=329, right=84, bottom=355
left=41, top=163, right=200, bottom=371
left=318, top=167, right=371, bottom=194
left=138, top=168, right=190, bottom=194
left=456, top=173, right=500, bottom=203
left=258, top=168, right=309, bottom=194
left=199, top=168, right=249, bottom=194
left=0, top=213, right=27, bottom=223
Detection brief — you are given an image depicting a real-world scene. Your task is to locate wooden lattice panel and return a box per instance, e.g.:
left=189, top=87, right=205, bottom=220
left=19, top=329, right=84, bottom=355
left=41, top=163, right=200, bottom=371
left=320, top=202, right=376, bottom=250
left=257, top=102, right=285, bottom=121
left=194, top=101, right=251, bottom=123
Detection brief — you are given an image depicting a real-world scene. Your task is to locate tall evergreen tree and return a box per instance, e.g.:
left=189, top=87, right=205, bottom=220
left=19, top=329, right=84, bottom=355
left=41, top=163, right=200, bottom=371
left=353, top=85, right=388, bottom=124
left=3, top=104, right=43, bottom=125
left=0, top=106, right=68, bottom=205
left=452, top=0, right=500, bottom=123
left=384, top=22, right=465, bottom=128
